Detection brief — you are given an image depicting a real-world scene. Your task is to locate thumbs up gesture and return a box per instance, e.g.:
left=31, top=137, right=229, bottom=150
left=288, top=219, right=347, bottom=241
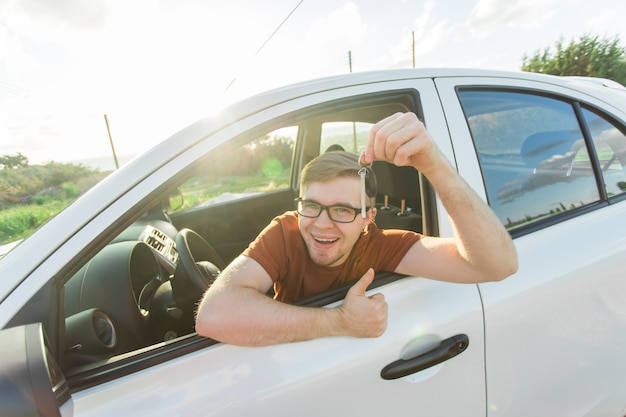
left=337, top=268, right=388, bottom=338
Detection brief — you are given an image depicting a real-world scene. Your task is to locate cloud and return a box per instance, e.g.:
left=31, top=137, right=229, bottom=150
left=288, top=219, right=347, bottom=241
left=1, top=0, right=108, bottom=41
left=306, top=2, right=367, bottom=48
left=465, top=0, right=563, bottom=38
left=301, top=2, right=368, bottom=73
left=380, top=1, right=460, bottom=69
left=0, top=0, right=316, bottom=164
left=230, top=1, right=369, bottom=92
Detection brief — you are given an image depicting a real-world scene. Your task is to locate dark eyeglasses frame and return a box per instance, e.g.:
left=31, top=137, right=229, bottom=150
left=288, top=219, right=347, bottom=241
left=294, top=198, right=370, bottom=223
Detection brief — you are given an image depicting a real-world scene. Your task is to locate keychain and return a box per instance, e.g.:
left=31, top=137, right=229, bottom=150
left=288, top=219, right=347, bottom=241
left=358, top=155, right=377, bottom=218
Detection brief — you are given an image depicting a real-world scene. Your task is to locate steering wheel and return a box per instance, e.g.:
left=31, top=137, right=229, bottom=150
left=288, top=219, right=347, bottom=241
left=174, top=228, right=226, bottom=298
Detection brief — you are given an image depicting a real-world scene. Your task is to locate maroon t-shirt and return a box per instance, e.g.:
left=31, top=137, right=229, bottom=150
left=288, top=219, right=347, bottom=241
left=243, top=211, right=422, bottom=302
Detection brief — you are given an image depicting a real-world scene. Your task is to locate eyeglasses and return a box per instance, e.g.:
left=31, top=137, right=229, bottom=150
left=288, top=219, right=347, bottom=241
left=295, top=198, right=370, bottom=223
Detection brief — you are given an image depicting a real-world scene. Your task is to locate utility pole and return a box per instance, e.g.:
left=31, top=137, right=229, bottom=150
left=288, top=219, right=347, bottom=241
left=348, top=50, right=353, bottom=73
left=103, top=114, right=120, bottom=170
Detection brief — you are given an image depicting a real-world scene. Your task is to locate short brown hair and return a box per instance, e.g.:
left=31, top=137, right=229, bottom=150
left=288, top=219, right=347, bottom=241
left=300, top=151, right=375, bottom=204
left=300, top=151, right=359, bottom=187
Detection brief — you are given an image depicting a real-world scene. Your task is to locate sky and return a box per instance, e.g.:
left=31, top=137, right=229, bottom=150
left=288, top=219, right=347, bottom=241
left=1, top=0, right=625, bottom=170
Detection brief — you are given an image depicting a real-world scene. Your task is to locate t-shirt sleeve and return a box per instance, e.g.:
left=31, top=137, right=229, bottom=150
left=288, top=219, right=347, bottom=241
left=365, top=228, right=422, bottom=272
left=242, top=214, right=298, bottom=283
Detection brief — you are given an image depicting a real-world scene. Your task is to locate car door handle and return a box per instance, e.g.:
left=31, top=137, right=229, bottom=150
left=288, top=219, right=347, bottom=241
left=380, top=334, right=469, bottom=380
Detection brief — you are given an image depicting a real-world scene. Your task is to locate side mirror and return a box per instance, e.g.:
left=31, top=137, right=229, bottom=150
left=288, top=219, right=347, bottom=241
left=167, top=189, right=184, bottom=212
left=0, top=323, right=73, bottom=417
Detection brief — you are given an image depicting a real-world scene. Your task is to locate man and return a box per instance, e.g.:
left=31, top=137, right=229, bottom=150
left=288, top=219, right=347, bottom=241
left=195, top=112, right=518, bottom=346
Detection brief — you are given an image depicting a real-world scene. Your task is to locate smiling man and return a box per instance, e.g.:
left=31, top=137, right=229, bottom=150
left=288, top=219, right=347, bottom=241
left=195, top=112, right=518, bottom=346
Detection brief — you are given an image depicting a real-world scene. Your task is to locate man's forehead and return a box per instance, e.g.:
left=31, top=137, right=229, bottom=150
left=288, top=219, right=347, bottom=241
left=302, top=177, right=361, bottom=201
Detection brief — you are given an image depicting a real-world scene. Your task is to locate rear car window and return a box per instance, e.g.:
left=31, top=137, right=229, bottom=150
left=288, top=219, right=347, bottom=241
left=580, top=107, right=626, bottom=199
left=458, top=90, right=602, bottom=231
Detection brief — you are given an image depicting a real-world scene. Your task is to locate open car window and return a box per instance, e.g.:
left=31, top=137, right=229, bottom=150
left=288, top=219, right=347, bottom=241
left=173, top=126, right=298, bottom=212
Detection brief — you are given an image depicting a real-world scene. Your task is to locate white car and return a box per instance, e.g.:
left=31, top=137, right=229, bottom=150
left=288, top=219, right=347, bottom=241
left=1, top=68, right=626, bottom=417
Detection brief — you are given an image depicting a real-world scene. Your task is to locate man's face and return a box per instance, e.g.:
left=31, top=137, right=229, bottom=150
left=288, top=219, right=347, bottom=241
left=298, top=176, right=374, bottom=267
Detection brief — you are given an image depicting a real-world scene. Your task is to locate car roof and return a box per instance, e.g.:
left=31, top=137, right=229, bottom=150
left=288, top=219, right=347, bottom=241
left=224, top=68, right=626, bottom=119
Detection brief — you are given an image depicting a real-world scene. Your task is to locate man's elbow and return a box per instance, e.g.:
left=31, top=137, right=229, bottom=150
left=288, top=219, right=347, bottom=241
left=195, top=300, right=222, bottom=340
left=487, top=248, right=519, bottom=282
left=195, top=315, right=211, bottom=338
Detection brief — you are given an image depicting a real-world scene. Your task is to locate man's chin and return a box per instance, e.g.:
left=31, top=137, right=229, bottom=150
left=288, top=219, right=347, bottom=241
left=310, top=251, right=343, bottom=267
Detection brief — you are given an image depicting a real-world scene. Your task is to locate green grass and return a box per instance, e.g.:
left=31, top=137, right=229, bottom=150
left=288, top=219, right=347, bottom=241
left=177, top=173, right=291, bottom=211
left=0, top=200, right=72, bottom=243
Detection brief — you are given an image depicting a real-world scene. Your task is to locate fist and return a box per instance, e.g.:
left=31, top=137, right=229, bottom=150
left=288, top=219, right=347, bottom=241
left=362, top=112, right=439, bottom=173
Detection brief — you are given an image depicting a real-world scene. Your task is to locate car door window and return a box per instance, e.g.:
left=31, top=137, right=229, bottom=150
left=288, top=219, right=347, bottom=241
left=458, top=90, right=600, bottom=231
left=174, top=126, right=297, bottom=211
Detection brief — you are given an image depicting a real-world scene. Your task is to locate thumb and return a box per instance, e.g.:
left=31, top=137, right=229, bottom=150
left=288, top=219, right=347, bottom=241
left=349, top=268, right=375, bottom=296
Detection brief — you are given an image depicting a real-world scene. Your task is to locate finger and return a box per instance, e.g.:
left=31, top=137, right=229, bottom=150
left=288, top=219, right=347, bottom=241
left=363, top=112, right=404, bottom=164
left=382, top=114, right=424, bottom=162
left=348, top=268, right=375, bottom=296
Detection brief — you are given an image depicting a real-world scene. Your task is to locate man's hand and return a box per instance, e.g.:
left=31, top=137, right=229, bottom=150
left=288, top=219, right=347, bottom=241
left=336, top=268, right=387, bottom=338
left=361, top=112, right=442, bottom=175
left=363, top=112, right=519, bottom=284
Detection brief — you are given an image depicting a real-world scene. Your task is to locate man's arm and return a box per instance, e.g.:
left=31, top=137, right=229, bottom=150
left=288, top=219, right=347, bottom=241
left=362, top=112, right=518, bottom=283
left=195, top=256, right=387, bottom=346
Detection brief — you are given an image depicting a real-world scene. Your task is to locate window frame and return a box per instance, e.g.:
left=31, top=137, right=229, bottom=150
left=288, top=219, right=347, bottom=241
left=456, top=86, right=626, bottom=238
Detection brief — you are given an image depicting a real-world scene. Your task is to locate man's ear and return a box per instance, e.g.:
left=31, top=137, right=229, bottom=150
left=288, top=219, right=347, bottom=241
left=369, top=207, right=377, bottom=222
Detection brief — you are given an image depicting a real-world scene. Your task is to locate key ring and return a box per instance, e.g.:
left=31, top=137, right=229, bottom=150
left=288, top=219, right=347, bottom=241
left=358, top=152, right=374, bottom=218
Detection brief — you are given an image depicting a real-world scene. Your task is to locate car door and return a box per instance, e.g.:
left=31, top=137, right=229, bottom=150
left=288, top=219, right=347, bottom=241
left=1, top=77, right=488, bottom=417
left=68, top=279, right=484, bottom=417
left=436, top=76, right=626, bottom=416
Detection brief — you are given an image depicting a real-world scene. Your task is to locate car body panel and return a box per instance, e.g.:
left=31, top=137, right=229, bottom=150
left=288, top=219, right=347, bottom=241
left=481, top=205, right=626, bottom=416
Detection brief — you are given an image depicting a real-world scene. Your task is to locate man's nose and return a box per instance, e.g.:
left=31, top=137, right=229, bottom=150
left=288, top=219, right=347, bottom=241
left=314, top=208, right=334, bottom=227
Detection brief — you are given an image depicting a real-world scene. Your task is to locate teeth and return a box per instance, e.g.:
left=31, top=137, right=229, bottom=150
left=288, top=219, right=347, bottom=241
left=315, top=237, right=337, bottom=243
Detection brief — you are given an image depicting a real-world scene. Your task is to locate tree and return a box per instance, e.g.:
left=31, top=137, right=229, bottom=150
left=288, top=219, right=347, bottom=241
left=0, top=152, right=29, bottom=169
left=522, top=34, right=626, bottom=85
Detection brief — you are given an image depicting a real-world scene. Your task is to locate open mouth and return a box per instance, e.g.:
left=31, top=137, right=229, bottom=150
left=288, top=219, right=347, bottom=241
left=313, top=237, right=339, bottom=246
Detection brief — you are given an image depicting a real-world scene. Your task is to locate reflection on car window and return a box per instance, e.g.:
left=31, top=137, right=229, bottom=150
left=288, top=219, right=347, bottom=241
left=459, top=90, right=600, bottom=230
left=581, top=108, right=626, bottom=198
left=175, top=127, right=297, bottom=211
left=320, top=122, right=373, bottom=154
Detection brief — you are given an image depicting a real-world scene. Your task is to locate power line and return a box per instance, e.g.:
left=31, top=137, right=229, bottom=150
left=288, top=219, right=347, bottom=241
left=255, top=0, right=304, bottom=56
left=225, top=0, right=304, bottom=91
